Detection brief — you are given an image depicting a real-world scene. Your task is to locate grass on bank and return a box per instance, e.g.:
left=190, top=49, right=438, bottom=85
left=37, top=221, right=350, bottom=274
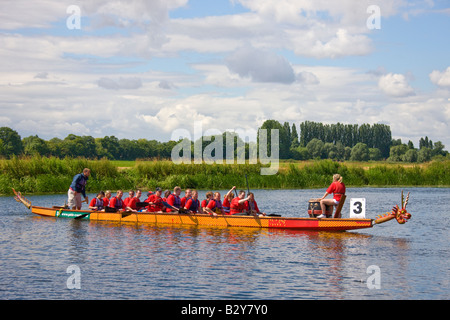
left=0, top=156, right=448, bottom=195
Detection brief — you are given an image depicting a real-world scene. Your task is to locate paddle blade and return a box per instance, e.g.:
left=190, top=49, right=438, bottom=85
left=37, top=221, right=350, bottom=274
left=74, top=213, right=89, bottom=220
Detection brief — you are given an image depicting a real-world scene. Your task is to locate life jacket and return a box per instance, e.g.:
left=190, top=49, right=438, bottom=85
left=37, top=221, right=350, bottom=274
left=148, top=195, right=163, bottom=212
left=74, top=173, right=88, bottom=192
left=113, top=197, right=123, bottom=210
left=223, top=198, right=231, bottom=213
left=187, top=199, right=200, bottom=213
left=70, top=173, right=88, bottom=194
left=208, top=199, right=223, bottom=213
left=230, top=197, right=245, bottom=215
left=94, top=197, right=104, bottom=211
left=170, top=193, right=181, bottom=208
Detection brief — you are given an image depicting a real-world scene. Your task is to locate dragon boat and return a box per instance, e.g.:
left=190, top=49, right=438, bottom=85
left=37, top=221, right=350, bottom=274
left=12, top=188, right=412, bottom=232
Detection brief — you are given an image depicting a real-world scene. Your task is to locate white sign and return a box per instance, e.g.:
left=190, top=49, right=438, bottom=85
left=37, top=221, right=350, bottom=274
left=350, top=198, right=366, bottom=218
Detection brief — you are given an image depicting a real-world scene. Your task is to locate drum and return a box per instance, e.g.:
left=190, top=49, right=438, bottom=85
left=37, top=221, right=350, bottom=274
left=308, top=199, right=332, bottom=217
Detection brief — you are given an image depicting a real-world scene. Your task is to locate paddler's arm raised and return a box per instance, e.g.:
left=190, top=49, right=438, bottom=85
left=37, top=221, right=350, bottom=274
left=225, top=186, right=236, bottom=199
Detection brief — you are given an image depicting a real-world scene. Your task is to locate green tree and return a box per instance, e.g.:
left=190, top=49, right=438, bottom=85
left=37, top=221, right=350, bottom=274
left=418, top=147, right=432, bottom=162
left=402, top=149, right=418, bottom=162
left=432, top=141, right=446, bottom=157
left=369, top=148, right=382, bottom=161
left=389, top=144, right=408, bottom=161
left=290, top=123, right=300, bottom=148
left=259, top=120, right=290, bottom=159
left=98, top=136, right=121, bottom=159
left=344, top=147, right=352, bottom=160
left=47, top=138, right=63, bottom=157
left=419, top=136, right=433, bottom=149
left=306, top=138, right=324, bottom=159
left=0, top=127, right=23, bottom=158
left=350, top=142, right=369, bottom=161
left=60, top=134, right=97, bottom=158
left=23, top=135, right=50, bottom=156
left=290, top=146, right=309, bottom=160
left=323, top=142, right=337, bottom=159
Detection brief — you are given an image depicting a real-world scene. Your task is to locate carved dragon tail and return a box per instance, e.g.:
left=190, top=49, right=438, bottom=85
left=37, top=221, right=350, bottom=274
left=12, top=188, right=32, bottom=209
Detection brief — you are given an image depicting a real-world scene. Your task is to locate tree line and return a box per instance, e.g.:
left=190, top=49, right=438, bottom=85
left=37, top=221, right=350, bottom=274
left=258, top=120, right=448, bottom=162
left=0, top=122, right=448, bottom=162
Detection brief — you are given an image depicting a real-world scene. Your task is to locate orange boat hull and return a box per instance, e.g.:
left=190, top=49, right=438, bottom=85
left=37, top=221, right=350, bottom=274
left=31, top=206, right=374, bottom=232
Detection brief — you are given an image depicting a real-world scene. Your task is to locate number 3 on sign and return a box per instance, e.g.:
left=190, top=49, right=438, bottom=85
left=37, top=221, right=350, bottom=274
left=350, top=198, right=366, bottom=218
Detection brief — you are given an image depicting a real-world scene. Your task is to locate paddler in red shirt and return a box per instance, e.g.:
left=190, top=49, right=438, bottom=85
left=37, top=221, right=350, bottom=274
left=318, top=174, right=346, bottom=218
left=103, top=190, right=112, bottom=207
left=146, top=187, right=164, bottom=212
left=123, top=190, right=138, bottom=212
left=204, top=192, right=224, bottom=216
left=222, top=186, right=236, bottom=214
left=184, top=190, right=201, bottom=213
left=109, top=190, right=127, bottom=211
left=246, top=192, right=266, bottom=217
left=166, top=186, right=182, bottom=212
left=200, top=191, right=213, bottom=214
left=229, top=190, right=251, bottom=215
left=180, top=189, right=192, bottom=208
left=89, top=191, right=105, bottom=211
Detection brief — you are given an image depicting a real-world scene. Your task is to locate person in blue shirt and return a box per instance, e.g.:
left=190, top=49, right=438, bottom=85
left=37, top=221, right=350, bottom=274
left=68, top=168, right=90, bottom=210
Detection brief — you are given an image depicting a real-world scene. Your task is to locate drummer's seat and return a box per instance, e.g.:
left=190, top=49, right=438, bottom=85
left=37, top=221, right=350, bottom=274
left=333, top=194, right=346, bottom=218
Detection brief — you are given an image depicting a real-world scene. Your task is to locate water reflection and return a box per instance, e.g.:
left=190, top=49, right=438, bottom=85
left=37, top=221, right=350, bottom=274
left=1, top=187, right=448, bottom=299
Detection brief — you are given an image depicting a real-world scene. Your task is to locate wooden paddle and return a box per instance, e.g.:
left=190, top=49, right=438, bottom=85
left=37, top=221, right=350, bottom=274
left=162, top=201, right=189, bottom=214
left=245, top=174, right=250, bottom=196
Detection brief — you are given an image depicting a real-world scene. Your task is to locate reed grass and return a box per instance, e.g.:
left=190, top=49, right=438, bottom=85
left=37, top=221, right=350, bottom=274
left=0, top=157, right=448, bottom=195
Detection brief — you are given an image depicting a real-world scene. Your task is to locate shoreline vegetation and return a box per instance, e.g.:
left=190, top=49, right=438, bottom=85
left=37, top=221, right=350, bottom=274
left=1, top=156, right=448, bottom=195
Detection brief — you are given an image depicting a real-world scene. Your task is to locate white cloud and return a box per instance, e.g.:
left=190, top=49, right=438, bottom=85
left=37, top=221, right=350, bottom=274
left=226, top=45, right=296, bottom=84
left=0, top=1, right=67, bottom=29
left=308, top=29, right=373, bottom=58
left=0, top=0, right=449, bottom=151
left=98, top=77, right=142, bottom=90
left=378, top=97, right=450, bottom=145
left=378, top=73, right=415, bottom=97
left=429, top=67, right=450, bottom=88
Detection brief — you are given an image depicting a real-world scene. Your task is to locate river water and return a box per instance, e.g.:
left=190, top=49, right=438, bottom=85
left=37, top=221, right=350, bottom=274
left=0, top=187, right=448, bottom=300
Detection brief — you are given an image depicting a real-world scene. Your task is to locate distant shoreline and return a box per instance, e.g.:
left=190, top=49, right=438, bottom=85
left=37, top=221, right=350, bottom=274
left=1, top=157, right=449, bottom=195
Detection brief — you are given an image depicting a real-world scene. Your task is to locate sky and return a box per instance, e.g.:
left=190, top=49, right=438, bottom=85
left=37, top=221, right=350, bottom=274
left=1, top=0, right=449, bottom=149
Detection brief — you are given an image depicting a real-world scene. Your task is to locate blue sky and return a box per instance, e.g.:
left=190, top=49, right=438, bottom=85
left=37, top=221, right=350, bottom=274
left=0, top=0, right=449, bottom=149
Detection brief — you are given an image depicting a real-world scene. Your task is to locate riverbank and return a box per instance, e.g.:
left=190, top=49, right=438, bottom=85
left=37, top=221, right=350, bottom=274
left=1, top=157, right=448, bottom=195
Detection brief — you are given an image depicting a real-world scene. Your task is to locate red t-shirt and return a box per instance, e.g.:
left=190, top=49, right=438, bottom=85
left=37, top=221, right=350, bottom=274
left=326, top=181, right=346, bottom=201
left=246, top=200, right=260, bottom=213
left=124, top=197, right=138, bottom=210
left=180, top=196, right=190, bottom=208
left=147, top=194, right=163, bottom=212
left=201, top=199, right=210, bottom=208
left=166, top=194, right=181, bottom=212
left=109, top=197, right=126, bottom=210
left=103, top=197, right=110, bottom=206
left=222, top=197, right=231, bottom=213
left=230, top=197, right=245, bottom=215
left=89, top=198, right=103, bottom=209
